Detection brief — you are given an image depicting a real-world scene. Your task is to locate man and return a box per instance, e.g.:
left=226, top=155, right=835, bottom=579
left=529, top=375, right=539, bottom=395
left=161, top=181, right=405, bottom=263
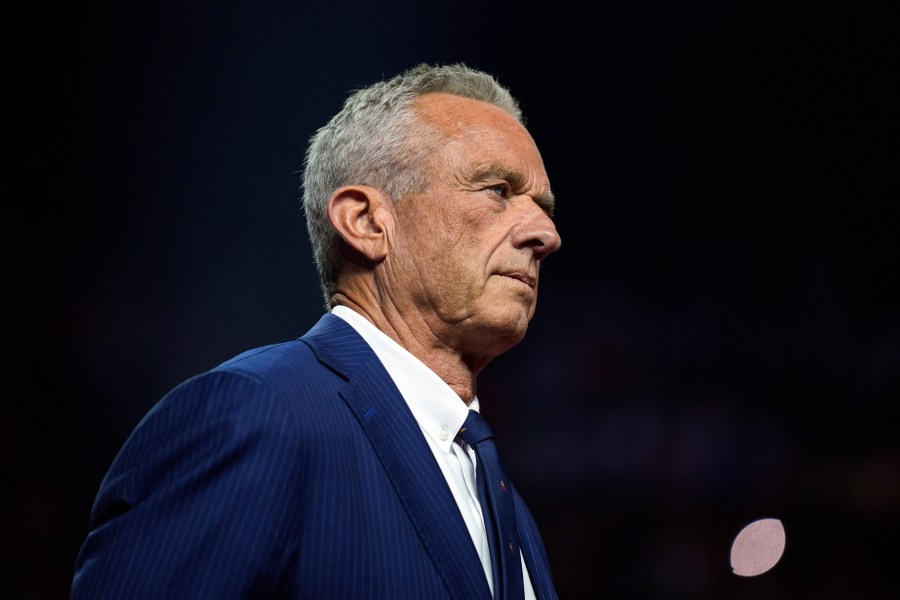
left=72, top=63, right=562, bottom=599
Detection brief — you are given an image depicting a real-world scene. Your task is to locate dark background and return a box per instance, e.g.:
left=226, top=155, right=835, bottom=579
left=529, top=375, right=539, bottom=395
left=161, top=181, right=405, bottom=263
left=6, top=1, right=898, bottom=598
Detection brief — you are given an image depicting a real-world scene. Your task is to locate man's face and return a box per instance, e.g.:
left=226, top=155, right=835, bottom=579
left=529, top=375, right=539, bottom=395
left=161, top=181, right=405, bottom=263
left=383, top=92, right=561, bottom=361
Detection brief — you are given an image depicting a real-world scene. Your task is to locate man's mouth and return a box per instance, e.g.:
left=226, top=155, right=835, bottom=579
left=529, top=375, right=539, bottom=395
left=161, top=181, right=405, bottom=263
left=499, top=272, right=536, bottom=289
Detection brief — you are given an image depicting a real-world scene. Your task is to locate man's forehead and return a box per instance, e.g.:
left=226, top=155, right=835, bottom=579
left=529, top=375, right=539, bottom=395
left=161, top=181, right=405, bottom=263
left=414, top=92, right=518, bottom=131
left=414, top=93, right=553, bottom=208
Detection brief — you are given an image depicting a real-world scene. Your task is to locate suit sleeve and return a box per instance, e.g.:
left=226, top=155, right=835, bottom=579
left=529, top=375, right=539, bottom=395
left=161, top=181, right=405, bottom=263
left=72, top=370, right=304, bottom=599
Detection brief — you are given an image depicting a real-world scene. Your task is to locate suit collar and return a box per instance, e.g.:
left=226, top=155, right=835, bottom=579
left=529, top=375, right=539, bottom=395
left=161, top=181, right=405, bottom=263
left=299, top=312, right=371, bottom=379
left=330, top=305, right=470, bottom=455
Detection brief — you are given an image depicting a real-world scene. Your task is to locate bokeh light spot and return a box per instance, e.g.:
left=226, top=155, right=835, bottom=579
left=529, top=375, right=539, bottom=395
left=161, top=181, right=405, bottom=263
left=730, top=517, right=786, bottom=577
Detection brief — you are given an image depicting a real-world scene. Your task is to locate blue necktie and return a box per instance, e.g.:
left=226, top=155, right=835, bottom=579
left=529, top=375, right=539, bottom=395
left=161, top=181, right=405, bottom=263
left=459, top=409, right=525, bottom=600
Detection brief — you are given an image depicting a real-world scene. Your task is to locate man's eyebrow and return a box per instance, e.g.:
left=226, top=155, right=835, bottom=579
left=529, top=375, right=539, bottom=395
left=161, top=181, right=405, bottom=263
left=469, top=165, right=556, bottom=216
left=470, top=165, right=527, bottom=187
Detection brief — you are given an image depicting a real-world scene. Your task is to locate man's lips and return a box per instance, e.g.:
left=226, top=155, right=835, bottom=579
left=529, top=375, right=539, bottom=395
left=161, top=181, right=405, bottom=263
left=498, top=272, right=536, bottom=289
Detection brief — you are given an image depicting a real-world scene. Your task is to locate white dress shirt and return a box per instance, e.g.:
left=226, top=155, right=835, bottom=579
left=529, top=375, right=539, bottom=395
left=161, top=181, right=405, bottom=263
left=332, top=306, right=536, bottom=599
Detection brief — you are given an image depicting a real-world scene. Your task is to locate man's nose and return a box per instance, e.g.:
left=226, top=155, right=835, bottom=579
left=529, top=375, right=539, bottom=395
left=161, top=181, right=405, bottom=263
left=511, top=199, right=561, bottom=261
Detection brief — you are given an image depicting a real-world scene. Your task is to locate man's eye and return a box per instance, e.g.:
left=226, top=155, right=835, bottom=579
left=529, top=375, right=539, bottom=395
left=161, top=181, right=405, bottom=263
left=486, top=183, right=510, bottom=197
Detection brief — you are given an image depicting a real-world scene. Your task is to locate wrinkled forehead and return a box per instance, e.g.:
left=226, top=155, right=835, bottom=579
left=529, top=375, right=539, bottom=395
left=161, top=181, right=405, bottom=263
left=412, top=92, right=551, bottom=196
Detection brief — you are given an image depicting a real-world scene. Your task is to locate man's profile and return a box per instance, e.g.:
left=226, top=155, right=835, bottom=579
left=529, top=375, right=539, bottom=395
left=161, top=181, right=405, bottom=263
left=72, top=63, right=561, bottom=599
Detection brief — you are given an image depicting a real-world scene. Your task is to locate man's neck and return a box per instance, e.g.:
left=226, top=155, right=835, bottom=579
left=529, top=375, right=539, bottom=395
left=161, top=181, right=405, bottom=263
left=331, top=296, right=482, bottom=402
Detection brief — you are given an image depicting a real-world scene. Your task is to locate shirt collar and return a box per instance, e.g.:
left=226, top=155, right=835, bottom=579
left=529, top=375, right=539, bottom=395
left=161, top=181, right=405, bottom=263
left=331, top=305, right=473, bottom=453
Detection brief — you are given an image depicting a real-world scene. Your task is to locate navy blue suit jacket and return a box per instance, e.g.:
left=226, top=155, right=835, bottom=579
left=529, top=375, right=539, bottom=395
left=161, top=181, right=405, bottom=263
left=72, top=313, right=558, bottom=599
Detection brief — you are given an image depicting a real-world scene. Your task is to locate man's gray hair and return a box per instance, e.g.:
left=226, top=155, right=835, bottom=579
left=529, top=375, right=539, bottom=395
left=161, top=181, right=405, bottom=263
left=301, top=63, right=523, bottom=307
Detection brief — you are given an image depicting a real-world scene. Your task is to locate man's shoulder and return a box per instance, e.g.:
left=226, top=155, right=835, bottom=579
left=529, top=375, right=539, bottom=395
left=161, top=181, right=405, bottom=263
left=209, top=337, right=328, bottom=391
left=216, top=338, right=317, bottom=374
left=206, top=312, right=371, bottom=389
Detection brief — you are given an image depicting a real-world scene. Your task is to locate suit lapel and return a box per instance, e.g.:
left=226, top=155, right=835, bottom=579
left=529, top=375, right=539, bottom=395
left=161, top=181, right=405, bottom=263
left=302, top=314, right=491, bottom=600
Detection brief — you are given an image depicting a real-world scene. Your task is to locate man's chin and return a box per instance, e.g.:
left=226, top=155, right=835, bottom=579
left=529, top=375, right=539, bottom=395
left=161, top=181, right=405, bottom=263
left=472, top=312, right=531, bottom=351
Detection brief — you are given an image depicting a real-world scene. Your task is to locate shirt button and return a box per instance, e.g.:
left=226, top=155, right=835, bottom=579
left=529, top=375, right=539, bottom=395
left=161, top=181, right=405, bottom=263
left=439, top=427, right=449, bottom=441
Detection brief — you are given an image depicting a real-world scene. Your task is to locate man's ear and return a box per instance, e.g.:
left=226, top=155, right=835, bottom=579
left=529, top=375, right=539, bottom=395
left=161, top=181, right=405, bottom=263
left=327, top=185, right=391, bottom=263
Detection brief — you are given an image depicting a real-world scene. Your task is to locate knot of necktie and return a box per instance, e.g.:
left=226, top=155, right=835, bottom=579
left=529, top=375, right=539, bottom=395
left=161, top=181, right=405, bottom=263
left=458, top=409, right=494, bottom=446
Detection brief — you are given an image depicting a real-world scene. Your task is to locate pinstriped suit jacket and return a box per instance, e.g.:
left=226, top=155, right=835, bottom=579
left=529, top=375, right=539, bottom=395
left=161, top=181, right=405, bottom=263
left=72, top=313, right=558, bottom=599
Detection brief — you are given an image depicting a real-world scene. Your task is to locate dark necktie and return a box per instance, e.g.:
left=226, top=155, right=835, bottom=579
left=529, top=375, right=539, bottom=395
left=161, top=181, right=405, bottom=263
left=458, top=409, right=525, bottom=600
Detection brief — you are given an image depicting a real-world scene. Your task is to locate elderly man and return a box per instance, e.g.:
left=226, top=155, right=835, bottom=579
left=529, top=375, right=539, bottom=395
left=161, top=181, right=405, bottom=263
left=72, top=63, right=562, bottom=600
